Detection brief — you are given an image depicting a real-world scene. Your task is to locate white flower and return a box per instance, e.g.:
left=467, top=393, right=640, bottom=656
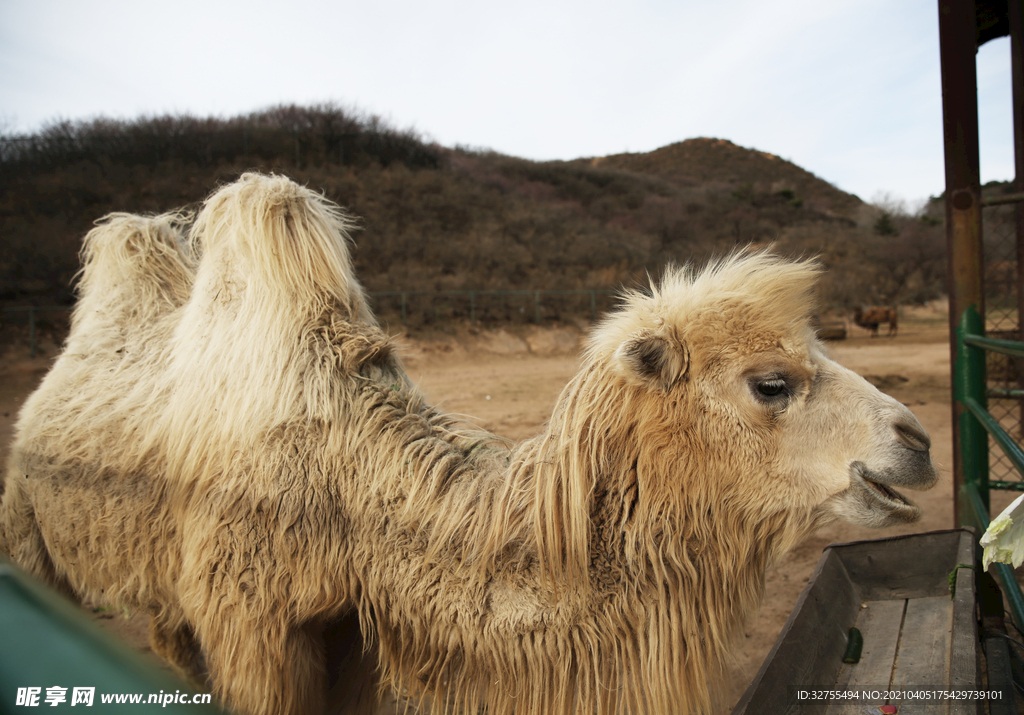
left=981, top=493, right=1024, bottom=570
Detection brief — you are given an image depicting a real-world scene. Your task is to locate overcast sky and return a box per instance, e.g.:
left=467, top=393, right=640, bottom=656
left=1, top=0, right=1016, bottom=209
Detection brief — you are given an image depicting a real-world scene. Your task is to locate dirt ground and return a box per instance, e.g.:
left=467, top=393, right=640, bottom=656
left=0, top=310, right=999, bottom=712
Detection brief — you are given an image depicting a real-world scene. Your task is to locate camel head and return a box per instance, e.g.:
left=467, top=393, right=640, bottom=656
left=583, top=252, right=936, bottom=540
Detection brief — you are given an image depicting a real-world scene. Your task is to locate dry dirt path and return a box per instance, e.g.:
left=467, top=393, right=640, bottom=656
left=0, top=320, right=972, bottom=711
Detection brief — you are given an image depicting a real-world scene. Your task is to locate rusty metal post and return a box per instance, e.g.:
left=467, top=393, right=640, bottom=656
left=1012, top=0, right=1024, bottom=441
left=1014, top=0, right=1024, bottom=212
left=940, top=0, right=986, bottom=526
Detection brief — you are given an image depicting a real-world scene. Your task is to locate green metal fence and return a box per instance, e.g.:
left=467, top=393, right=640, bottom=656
left=955, top=304, right=1024, bottom=630
left=952, top=190, right=1024, bottom=633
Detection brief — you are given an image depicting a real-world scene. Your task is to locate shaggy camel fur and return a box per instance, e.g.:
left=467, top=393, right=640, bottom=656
left=1, top=174, right=938, bottom=715
left=854, top=305, right=899, bottom=336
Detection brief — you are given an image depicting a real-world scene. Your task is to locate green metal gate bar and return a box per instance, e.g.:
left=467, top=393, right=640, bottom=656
left=962, top=397, right=1024, bottom=489
left=964, top=334, right=1024, bottom=359
left=957, top=304, right=1024, bottom=632
left=955, top=316, right=1024, bottom=630
left=963, top=333, right=1024, bottom=490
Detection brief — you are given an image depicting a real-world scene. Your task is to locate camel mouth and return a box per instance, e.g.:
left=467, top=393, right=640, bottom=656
left=862, top=474, right=909, bottom=505
left=844, top=462, right=922, bottom=525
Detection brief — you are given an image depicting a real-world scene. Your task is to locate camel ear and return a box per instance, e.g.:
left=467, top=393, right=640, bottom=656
left=614, top=331, right=688, bottom=391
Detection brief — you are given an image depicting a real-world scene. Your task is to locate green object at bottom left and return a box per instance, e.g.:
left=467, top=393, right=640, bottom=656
left=0, top=556, right=223, bottom=713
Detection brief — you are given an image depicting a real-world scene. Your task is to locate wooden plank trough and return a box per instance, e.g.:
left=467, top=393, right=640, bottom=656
left=732, top=529, right=1000, bottom=715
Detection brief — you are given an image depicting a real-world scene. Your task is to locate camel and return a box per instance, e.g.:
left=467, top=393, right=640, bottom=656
left=853, top=305, right=898, bottom=337
left=0, top=174, right=938, bottom=715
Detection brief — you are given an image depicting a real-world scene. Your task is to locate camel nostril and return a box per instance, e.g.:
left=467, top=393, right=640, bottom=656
left=895, top=421, right=931, bottom=452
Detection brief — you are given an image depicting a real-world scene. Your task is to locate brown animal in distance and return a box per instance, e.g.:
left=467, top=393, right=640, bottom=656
left=0, top=174, right=938, bottom=715
left=853, top=305, right=899, bottom=336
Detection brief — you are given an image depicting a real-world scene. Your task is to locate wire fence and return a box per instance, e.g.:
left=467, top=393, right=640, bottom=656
left=370, top=289, right=620, bottom=328
left=982, top=194, right=1024, bottom=490
left=1, top=306, right=69, bottom=358
left=0, top=289, right=885, bottom=359
left=1, top=290, right=623, bottom=357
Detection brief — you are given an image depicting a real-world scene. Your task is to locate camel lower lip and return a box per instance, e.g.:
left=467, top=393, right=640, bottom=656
left=851, top=462, right=916, bottom=509
left=833, top=463, right=924, bottom=527
left=863, top=477, right=908, bottom=505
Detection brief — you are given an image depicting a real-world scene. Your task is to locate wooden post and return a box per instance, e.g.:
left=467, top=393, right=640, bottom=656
left=1011, top=0, right=1024, bottom=441
left=939, top=0, right=987, bottom=525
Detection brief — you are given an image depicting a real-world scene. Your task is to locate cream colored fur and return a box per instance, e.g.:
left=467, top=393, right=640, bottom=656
left=0, top=174, right=937, bottom=715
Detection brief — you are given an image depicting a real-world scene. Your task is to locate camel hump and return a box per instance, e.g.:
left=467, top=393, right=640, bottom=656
left=79, top=211, right=193, bottom=302
left=72, top=212, right=194, bottom=337
left=190, top=173, right=367, bottom=318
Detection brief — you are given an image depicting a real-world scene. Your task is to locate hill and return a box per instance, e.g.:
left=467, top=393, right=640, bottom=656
left=582, top=137, right=865, bottom=221
left=0, top=106, right=946, bottom=330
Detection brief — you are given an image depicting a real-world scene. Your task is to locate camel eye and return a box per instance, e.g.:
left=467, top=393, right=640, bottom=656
left=751, top=376, right=790, bottom=405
